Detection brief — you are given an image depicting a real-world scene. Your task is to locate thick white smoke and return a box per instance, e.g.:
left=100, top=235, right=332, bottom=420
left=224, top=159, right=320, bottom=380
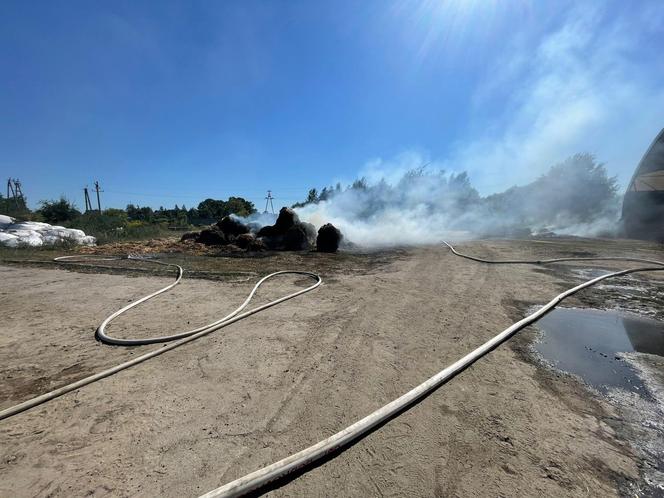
left=293, top=152, right=621, bottom=248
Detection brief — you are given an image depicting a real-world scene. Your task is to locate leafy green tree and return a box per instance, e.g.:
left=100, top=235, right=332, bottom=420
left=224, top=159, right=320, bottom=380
left=38, top=197, right=81, bottom=224
left=0, top=192, right=31, bottom=218
left=225, top=196, right=256, bottom=217
left=196, top=197, right=256, bottom=221
left=306, top=188, right=319, bottom=203
left=103, top=208, right=128, bottom=223
left=351, top=178, right=368, bottom=191
left=292, top=183, right=343, bottom=208
left=483, top=153, right=618, bottom=225
left=126, top=204, right=154, bottom=222
left=197, top=198, right=226, bottom=219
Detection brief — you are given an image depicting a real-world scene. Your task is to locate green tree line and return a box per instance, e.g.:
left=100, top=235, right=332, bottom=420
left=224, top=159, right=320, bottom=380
left=1, top=195, right=256, bottom=244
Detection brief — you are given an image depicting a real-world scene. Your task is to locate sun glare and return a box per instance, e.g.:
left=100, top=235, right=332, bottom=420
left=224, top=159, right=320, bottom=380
left=394, top=0, right=528, bottom=65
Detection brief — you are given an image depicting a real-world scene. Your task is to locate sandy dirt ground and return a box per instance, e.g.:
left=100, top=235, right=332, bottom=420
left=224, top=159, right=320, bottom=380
left=1, top=238, right=663, bottom=497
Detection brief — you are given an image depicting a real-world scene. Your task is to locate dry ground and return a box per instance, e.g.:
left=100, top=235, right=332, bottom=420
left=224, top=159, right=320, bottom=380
left=1, top=238, right=663, bottom=497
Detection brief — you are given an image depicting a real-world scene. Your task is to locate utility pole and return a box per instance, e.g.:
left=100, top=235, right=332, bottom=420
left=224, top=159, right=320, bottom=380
left=264, top=190, right=275, bottom=214
left=93, top=180, right=102, bottom=212
left=13, top=179, right=23, bottom=200
left=83, top=187, right=92, bottom=212
left=7, top=178, right=22, bottom=209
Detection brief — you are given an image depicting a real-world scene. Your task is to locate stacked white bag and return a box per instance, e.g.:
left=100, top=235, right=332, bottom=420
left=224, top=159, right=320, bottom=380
left=0, top=214, right=96, bottom=247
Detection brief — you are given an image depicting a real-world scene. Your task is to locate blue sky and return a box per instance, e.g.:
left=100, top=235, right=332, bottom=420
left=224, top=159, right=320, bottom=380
left=1, top=0, right=662, bottom=211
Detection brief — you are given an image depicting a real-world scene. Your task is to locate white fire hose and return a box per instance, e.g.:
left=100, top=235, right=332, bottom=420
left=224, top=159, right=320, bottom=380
left=198, top=241, right=664, bottom=498
left=1, top=244, right=662, bottom=497
left=0, top=255, right=321, bottom=420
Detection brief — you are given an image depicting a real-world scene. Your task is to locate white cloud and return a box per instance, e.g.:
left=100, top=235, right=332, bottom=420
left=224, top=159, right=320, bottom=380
left=447, top=2, right=664, bottom=194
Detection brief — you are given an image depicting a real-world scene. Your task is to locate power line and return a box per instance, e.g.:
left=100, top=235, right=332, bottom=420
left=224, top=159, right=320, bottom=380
left=100, top=189, right=301, bottom=204
left=103, top=188, right=305, bottom=198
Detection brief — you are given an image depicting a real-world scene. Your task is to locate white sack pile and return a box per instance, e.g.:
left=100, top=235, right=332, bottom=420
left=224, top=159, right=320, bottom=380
left=0, top=214, right=96, bottom=247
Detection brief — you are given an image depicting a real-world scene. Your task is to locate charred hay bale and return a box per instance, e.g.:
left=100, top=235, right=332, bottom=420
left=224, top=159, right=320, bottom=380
left=256, top=224, right=279, bottom=238
left=197, top=228, right=228, bottom=246
left=283, top=224, right=311, bottom=250
left=259, top=227, right=310, bottom=251
left=257, top=207, right=299, bottom=238
left=316, top=223, right=342, bottom=252
left=275, top=207, right=300, bottom=231
left=180, top=231, right=199, bottom=242
left=259, top=233, right=281, bottom=250
left=255, top=207, right=315, bottom=250
left=247, top=237, right=266, bottom=251
left=216, top=216, right=250, bottom=237
left=235, top=233, right=255, bottom=249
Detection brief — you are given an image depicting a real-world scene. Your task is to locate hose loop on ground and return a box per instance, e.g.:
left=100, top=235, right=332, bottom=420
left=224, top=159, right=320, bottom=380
left=0, top=256, right=321, bottom=421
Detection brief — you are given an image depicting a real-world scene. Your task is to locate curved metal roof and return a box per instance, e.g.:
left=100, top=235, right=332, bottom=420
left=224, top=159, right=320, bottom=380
left=627, top=128, right=664, bottom=192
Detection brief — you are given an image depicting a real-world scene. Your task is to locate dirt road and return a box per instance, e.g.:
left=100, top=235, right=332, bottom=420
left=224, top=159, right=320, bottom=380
left=1, top=238, right=662, bottom=497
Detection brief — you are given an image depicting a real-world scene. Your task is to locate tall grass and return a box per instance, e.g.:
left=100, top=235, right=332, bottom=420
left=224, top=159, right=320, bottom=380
left=66, top=214, right=188, bottom=245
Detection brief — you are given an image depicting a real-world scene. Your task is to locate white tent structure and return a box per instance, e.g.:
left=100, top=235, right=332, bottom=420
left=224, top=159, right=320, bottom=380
left=622, top=128, right=664, bottom=241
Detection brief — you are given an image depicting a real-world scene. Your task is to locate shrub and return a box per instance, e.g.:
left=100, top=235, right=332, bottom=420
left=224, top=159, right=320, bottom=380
left=37, top=197, right=81, bottom=224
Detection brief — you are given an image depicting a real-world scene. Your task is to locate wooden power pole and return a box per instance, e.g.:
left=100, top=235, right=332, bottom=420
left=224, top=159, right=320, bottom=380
left=7, top=178, right=22, bottom=209
left=83, top=187, right=92, bottom=212
left=93, top=181, right=102, bottom=212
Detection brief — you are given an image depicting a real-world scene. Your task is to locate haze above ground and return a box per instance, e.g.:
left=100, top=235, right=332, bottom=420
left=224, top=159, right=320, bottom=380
left=1, top=0, right=662, bottom=211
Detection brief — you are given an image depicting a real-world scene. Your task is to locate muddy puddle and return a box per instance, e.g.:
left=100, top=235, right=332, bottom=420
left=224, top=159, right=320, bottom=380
left=533, top=265, right=664, bottom=495
left=535, top=308, right=664, bottom=396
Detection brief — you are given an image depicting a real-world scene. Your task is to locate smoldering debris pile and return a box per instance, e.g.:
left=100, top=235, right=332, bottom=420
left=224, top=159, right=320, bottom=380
left=256, top=208, right=317, bottom=250
left=0, top=214, right=96, bottom=247
left=183, top=207, right=343, bottom=253
left=316, top=223, right=343, bottom=252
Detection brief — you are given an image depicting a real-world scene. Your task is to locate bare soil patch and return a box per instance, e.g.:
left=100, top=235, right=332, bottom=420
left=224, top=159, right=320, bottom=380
left=1, top=238, right=662, bottom=497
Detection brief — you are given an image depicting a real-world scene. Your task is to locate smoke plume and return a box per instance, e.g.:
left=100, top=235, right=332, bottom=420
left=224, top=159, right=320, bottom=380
left=293, top=152, right=620, bottom=247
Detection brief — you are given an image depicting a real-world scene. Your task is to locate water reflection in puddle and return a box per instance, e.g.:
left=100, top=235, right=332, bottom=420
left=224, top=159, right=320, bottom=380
left=535, top=308, right=664, bottom=395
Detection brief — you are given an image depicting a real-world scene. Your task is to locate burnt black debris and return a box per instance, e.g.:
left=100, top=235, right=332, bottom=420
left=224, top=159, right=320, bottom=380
left=256, top=207, right=316, bottom=251
left=234, top=233, right=255, bottom=249
left=180, top=231, right=199, bottom=242
left=257, top=207, right=297, bottom=237
left=182, top=207, right=342, bottom=253
left=282, top=224, right=310, bottom=251
left=196, top=228, right=228, bottom=246
left=189, top=215, right=253, bottom=248
left=316, top=223, right=343, bottom=252
left=216, top=216, right=250, bottom=237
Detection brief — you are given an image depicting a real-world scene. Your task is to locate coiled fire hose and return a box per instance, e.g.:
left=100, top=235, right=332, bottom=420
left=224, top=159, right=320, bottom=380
left=0, top=254, right=321, bottom=420
left=1, top=244, right=663, bottom=497
left=198, top=241, right=664, bottom=498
